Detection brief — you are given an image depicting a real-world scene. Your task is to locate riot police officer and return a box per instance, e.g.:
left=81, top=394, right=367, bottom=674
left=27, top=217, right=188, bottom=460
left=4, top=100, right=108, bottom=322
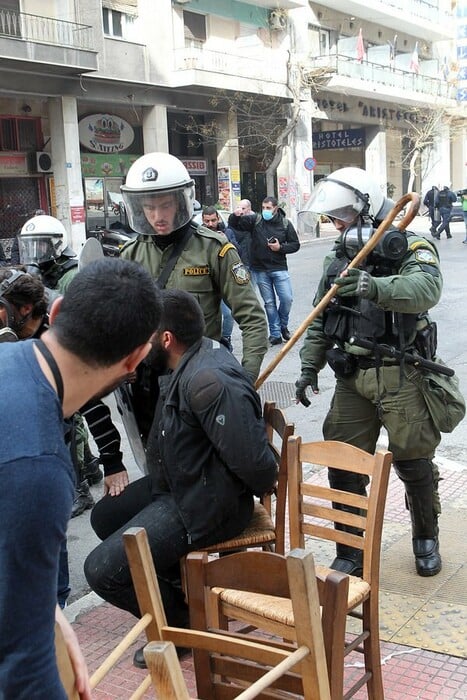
left=119, top=153, right=268, bottom=441
left=295, top=167, right=445, bottom=578
left=120, top=152, right=267, bottom=378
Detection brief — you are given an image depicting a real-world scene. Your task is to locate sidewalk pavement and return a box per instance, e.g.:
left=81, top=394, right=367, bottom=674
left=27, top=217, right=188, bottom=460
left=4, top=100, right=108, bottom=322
left=66, top=460, right=467, bottom=699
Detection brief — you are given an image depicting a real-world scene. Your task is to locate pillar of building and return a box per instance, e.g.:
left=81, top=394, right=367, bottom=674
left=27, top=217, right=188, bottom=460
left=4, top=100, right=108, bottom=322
left=142, top=105, right=169, bottom=153
left=48, top=96, right=86, bottom=253
left=216, top=111, right=240, bottom=210
left=365, top=127, right=388, bottom=192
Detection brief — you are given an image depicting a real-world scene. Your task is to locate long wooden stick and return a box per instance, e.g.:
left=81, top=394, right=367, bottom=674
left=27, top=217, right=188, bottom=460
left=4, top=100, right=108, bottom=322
left=255, top=192, right=420, bottom=389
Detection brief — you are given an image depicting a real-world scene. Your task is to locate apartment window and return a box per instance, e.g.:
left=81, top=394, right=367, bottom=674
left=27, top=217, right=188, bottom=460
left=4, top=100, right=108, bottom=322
left=319, top=29, right=330, bottom=56
left=0, top=117, right=40, bottom=152
left=103, top=8, right=123, bottom=37
left=184, top=10, right=206, bottom=44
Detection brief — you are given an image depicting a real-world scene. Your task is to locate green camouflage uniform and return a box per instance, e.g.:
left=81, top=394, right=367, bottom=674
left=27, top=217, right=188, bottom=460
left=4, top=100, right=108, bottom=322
left=121, top=222, right=268, bottom=381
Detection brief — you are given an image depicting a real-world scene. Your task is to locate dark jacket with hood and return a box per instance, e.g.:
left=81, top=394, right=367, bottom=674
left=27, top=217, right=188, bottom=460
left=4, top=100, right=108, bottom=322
left=228, top=208, right=300, bottom=272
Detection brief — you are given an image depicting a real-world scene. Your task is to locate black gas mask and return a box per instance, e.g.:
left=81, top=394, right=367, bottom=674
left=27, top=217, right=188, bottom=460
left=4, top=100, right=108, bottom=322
left=0, top=270, right=28, bottom=342
left=341, top=222, right=408, bottom=263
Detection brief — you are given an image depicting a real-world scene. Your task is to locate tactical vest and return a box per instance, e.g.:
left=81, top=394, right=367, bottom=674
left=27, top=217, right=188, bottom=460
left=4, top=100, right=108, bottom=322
left=322, top=256, right=418, bottom=349
left=437, top=190, right=451, bottom=208
left=41, top=257, right=78, bottom=290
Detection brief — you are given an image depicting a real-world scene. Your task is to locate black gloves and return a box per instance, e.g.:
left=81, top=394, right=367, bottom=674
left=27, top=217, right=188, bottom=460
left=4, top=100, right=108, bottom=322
left=295, top=370, right=319, bottom=407
left=334, top=268, right=377, bottom=299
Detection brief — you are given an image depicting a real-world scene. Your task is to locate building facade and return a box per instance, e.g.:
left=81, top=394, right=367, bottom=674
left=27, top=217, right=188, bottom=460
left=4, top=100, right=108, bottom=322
left=0, top=0, right=464, bottom=254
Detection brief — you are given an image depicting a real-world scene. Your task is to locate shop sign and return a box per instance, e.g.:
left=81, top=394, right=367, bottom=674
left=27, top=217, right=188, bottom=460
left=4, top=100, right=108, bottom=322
left=181, top=158, right=208, bottom=175
left=0, top=153, right=27, bottom=175
left=312, top=128, right=365, bottom=151
left=81, top=153, right=138, bottom=177
left=79, top=114, right=134, bottom=154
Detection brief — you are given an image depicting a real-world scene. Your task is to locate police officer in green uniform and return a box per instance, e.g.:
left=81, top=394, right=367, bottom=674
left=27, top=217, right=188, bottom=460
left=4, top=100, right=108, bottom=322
left=295, top=167, right=444, bottom=578
left=119, top=152, right=268, bottom=384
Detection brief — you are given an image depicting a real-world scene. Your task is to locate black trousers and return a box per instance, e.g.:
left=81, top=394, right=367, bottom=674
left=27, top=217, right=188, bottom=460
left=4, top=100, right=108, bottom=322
left=84, top=476, right=253, bottom=626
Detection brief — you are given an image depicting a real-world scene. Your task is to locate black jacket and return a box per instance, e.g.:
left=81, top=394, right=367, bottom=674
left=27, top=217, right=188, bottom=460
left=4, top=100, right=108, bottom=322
left=228, top=209, right=300, bottom=272
left=146, top=337, right=277, bottom=542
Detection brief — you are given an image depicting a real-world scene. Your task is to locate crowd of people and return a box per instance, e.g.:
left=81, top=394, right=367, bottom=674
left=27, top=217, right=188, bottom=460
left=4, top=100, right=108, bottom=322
left=0, top=153, right=465, bottom=698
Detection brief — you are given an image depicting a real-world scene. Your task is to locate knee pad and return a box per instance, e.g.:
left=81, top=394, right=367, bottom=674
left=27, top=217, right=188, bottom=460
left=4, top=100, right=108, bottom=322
left=394, top=458, right=433, bottom=488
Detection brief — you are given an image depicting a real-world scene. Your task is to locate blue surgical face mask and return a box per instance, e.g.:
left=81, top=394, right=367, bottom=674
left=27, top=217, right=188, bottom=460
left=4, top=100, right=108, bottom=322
left=262, top=210, right=274, bottom=221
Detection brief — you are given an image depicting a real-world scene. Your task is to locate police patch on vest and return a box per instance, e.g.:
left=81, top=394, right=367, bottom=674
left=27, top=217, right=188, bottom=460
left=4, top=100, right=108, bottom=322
left=183, top=266, right=210, bottom=276
left=414, top=249, right=437, bottom=265
left=230, top=262, right=250, bottom=285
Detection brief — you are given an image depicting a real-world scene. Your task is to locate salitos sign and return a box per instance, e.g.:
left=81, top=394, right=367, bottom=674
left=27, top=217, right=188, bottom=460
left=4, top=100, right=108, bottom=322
left=79, top=114, right=134, bottom=154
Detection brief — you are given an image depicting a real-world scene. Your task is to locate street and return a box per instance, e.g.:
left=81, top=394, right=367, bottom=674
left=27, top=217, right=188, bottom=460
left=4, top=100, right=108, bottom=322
left=67, top=216, right=467, bottom=604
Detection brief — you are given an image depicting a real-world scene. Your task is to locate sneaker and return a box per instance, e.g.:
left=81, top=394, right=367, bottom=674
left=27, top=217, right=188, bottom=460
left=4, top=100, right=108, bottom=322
left=280, top=327, right=291, bottom=341
left=82, top=456, right=103, bottom=485
left=447, top=234, right=452, bottom=239
left=71, top=479, right=95, bottom=518
left=433, top=235, right=440, bottom=240
left=269, top=336, right=282, bottom=346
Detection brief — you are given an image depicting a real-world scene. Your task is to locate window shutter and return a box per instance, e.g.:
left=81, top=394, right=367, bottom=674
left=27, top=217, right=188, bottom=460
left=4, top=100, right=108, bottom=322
left=102, top=0, right=138, bottom=17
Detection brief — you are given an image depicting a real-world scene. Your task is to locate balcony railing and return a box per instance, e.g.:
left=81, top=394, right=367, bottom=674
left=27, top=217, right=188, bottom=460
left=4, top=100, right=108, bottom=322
left=373, top=0, right=450, bottom=23
left=174, top=46, right=288, bottom=85
left=0, top=8, right=93, bottom=50
left=308, top=54, right=457, bottom=101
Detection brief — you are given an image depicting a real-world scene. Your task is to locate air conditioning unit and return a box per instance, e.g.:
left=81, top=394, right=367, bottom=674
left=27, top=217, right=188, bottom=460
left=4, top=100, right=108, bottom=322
left=268, top=10, right=287, bottom=31
left=35, top=151, right=53, bottom=173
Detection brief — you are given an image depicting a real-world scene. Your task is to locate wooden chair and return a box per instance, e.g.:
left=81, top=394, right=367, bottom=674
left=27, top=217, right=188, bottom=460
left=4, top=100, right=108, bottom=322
left=210, top=438, right=392, bottom=700
left=125, top=526, right=333, bottom=699
left=179, top=400, right=294, bottom=592
left=186, top=548, right=349, bottom=700
left=288, top=438, right=392, bottom=699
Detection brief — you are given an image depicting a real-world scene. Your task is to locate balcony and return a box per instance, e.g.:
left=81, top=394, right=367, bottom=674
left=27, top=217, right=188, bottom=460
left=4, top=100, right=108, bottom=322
left=307, top=54, right=458, bottom=108
left=172, top=45, right=289, bottom=98
left=312, top=0, right=454, bottom=41
left=0, top=8, right=97, bottom=76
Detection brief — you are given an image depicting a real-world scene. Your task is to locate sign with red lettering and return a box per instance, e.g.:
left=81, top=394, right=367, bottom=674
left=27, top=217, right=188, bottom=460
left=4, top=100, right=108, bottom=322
left=181, top=158, right=208, bottom=175
left=70, top=206, right=86, bottom=224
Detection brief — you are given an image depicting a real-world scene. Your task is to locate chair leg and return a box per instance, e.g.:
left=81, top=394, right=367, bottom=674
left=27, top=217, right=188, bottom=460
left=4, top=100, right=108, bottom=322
left=362, top=597, right=384, bottom=700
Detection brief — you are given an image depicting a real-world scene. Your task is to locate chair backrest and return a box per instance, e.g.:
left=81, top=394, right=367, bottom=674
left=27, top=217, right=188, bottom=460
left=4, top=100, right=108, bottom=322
left=287, top=437, right=393, bottom=585
left=186, top=548, right=348, bottom=700
left=262, top=400, right=295, bottom=554
left=125, top=527, right=332, bottom=700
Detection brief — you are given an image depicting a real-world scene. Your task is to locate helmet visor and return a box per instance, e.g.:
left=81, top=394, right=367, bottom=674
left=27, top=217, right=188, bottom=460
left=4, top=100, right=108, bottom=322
left=305, top=178, right=367, bottom=224
left=121, top=184, right=195, bottom=236
left=18, top=235, right=62, bottom=265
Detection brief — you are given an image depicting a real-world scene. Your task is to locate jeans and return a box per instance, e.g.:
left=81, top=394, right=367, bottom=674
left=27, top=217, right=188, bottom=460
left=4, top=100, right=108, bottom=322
left=436, top=207, right=452, bottom=237
left=221, top=300, right=234, bottom=338
left=252, top=269, right=293, bottom=338
left=463, top=211, right=467, bottom=238
left=57, top=538, right=70, bottom=609
left=84, top=476, right=253, bottom=626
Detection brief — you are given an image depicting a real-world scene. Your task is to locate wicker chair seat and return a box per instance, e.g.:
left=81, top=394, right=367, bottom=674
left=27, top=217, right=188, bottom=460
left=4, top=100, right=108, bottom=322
left=201, top=503, right=275, bottom=553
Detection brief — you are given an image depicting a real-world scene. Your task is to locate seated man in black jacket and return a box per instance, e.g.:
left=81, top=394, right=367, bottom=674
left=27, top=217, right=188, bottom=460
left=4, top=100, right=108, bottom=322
left=84, top=289, right=277, bottom=666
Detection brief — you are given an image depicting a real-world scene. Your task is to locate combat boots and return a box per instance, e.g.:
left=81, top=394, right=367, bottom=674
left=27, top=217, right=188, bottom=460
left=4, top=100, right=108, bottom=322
left=329, top=503, right=364, bottom=578
left=71, top=479, right=95, bottom=518
left=83, top=443, right=103, bottom=485
left=406, top=490, right=442, bottom=577
left=395, top=459, right=442, bottom=577
left=328, top=470, right=366, bottom=578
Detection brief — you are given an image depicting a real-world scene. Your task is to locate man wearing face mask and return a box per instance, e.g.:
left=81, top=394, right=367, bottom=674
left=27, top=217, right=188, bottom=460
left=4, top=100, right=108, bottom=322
left=228, top=196, right=300, bottom=345
left=294, top=167, right=463, bottom=579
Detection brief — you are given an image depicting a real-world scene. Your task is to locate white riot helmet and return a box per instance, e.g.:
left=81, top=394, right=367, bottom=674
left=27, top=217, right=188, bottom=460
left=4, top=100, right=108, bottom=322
left=120, top=152, right=195, bottom=235
left=305, top=167, right=394, bottom=224
left=19, top=215, right=67, bottom=266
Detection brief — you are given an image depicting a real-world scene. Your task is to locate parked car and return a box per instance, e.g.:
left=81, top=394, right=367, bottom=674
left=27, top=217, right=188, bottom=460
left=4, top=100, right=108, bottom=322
left=450, top=200, right=464, bottom=222
left=192, top=209, right=230, bottom=227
